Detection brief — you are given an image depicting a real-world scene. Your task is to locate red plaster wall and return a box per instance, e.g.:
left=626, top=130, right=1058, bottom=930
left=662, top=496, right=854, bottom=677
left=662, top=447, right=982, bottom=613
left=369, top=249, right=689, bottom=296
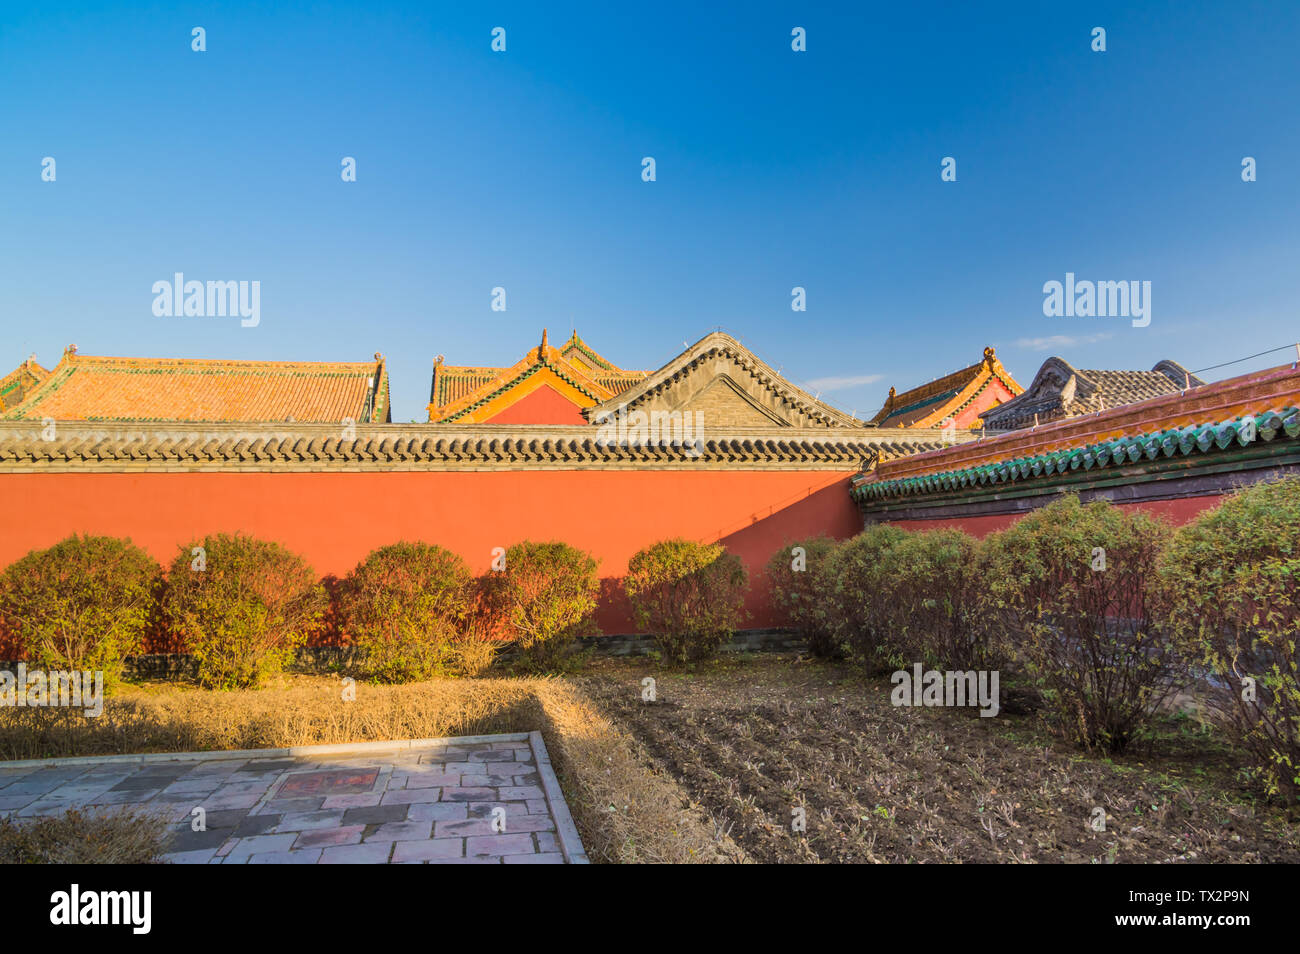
left=483, top=385, right=589, bottom=425
left=956, top=379, right=1017, bottom=429
left=880, top=493, right=1225, bottom=538
left=0, top=470, right=862, bottom=633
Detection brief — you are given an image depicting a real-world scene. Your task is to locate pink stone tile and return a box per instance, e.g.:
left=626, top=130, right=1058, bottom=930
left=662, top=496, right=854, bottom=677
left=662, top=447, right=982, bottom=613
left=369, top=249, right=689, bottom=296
left=535, top=832, right=559, bottom=853
left=398, top=773, right=461, bottom=790
left=380, top=788, right=443, bottom=806
left=366, top=820, right=432, bottom=842
left=499, top=814, right=556, bottom=833
left=294, top=825, right=365, bottom=849
left=321, top=793, right=383, bottom=809
left=466, top=833, right=535, bottom=857
left=319, top=842, right=394, bottom=864
left=499, top=786, right=545, bottom=801
left=434, top=818, right=496, bottom=838
left=461, top=775, right=511, bottom=787
left=439, top=787, right=496, bottom=802
left=249, top=849, right=322, bottom=864
left=391, top=838, right=465, bottom=862
left=406, top=802, right=468, bottom=822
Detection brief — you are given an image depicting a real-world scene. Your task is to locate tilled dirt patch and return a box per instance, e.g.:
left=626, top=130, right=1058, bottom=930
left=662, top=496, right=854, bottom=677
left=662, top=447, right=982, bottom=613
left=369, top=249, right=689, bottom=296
left=577, top=655, right=1300, bottom=864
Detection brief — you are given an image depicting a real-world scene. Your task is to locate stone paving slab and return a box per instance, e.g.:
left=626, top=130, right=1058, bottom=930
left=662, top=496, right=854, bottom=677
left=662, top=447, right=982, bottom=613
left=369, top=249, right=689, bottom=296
left=0, top=732, right=588, bottom=864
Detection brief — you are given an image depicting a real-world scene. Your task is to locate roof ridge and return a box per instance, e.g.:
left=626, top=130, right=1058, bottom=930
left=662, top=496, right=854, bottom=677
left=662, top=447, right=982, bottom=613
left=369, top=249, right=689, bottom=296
left=4, top=352, right=387, bottom=423
left=65, top=354, right=380, bottom=371
left=584, top=330, right=863, bottom=427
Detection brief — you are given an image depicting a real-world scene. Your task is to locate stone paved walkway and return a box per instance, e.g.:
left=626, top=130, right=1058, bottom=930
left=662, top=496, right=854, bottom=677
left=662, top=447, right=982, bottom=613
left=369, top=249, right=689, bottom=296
left=0, top=732, right=587, bottom=864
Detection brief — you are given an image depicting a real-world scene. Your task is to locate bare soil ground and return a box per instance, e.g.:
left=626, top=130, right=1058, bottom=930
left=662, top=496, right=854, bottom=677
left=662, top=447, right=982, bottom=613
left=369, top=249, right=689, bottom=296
left=576, top=654, right=1300, bottom=863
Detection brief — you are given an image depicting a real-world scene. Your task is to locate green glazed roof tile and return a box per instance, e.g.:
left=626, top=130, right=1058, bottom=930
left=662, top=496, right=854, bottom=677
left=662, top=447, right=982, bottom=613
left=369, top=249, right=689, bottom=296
left=851, top=404, right=1300, bottom=505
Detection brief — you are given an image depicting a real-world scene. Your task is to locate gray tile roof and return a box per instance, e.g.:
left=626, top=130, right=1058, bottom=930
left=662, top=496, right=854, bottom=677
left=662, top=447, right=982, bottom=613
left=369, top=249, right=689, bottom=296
left=0, top=422, right=953, bottom=472
left=981, top=357, right=1203, bottom=430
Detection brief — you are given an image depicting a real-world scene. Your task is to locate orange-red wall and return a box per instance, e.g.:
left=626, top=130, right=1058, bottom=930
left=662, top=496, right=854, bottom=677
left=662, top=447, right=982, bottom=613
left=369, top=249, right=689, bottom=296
left=484, top=386, right=589, bottom=425
left=0, top=470, right=862, bottom=632
left=957, top=379, right=1018, bottom=429
left=879, top=493, right=1224, bottom=538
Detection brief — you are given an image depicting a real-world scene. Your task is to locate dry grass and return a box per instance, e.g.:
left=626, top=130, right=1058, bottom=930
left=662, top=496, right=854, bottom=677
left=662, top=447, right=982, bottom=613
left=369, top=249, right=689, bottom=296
left=0, top=807, right=172, bottom=864
left=530, top=681, right=744, bottom=863
left=0, top=673, right=739, bottom=864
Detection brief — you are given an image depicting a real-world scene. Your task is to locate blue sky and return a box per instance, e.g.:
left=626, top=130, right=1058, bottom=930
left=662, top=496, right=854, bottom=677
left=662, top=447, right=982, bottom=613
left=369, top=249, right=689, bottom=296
left=3, top=1, right=1298, bottom=421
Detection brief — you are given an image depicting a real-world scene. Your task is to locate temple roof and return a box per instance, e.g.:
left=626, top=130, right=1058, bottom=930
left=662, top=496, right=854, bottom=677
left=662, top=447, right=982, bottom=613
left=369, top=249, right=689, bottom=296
left=427, top=330, right=645, bottom=423
left=584, top=331, right=864, bottom=428
left=3, top=347, right=390, bottom=423
left=0, top=357, right=51, bottom=412
left=852, top=361, right=1300, bottom=504
left=980, top=356, right=1202, bottom=431
left=869, top=346, right=1023, bottom=428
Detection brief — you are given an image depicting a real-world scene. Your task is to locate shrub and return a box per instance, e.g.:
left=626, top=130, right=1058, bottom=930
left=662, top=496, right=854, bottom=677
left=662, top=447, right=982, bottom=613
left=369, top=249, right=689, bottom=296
left=0, top=807, right=170, bottom=864
left=828, top=525, right=910, bottom=670
left=488, top=541, right=600, bottom=671
left=626, top=539, right=747, bottom=663
left=337, top=542, right=475, bottom=681
left=982, top=495, right=1178, bottom=752
left=452, top=588, right=506, bottom=676
left=1161, top=477, right=1300, bottom=800
left=880, top=528, right=999, bottom=672
left=162, top=533, right=326, bottom=689
left=0, top=535, right=160, bottom=690
left=766, top=537, right=843, bottom=657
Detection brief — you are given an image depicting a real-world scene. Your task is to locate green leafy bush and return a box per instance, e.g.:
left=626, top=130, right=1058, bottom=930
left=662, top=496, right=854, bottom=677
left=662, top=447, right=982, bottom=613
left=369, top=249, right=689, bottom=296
left=337, top=542, right=477, bottom=681
left=0, top=535, right=160, bottom=690
left=162, top=533, right=326, bottom=689
left=487, top=541, right=600, bottom=671
left=983, top=495, right=1178, bottom=752
left=828, top=525, right=909, bottom=670
left=1160, top=478, right=1300, bottom=800
left=766, top=537, right=843, bottom=657
left=879, top=528, right=999, bottom=672
left=626, top=539, right=747, bottom=663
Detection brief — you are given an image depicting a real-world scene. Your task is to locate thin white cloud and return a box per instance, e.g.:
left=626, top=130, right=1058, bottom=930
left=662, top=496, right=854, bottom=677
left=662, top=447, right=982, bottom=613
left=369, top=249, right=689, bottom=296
left=1014, top=333, right=1113, bottom=351
left=801, top=373, right=885, bottom=392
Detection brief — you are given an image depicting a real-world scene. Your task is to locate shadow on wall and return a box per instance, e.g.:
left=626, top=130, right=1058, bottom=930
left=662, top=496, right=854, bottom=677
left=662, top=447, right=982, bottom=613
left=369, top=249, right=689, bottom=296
left=594, top=479, right=861, bottom=634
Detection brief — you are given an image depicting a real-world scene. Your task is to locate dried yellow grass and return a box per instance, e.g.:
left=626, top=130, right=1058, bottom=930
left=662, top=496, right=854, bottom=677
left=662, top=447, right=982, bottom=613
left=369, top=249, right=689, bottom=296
left=0, top=807, right=172, bottom=864
left=0, top=674, right=743, bottom=864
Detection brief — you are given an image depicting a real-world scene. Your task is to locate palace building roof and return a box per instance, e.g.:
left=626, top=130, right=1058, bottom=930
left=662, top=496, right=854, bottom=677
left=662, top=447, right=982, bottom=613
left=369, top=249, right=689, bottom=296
left=852, top=361, right=1300, bottom=506
left=2, top=347, right=390, bottom=424
left=979, top=356, right=1202, bottom=431
left=0, top=357, right=51, bottom=412
left=428, top=330, right=646, bottom=424
left=584, top=331, right=865, bottom=428
left=869, top=346, right=1024, bottom=429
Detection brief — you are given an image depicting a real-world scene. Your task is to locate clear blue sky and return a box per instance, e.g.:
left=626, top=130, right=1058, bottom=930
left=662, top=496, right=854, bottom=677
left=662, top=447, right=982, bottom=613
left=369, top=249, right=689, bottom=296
left=3, top=1, right=1298, bottom=421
